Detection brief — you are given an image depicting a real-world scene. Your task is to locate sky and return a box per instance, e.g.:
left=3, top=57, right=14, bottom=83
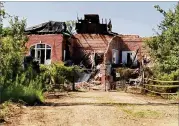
left=2, top=1, right=177, bottom=37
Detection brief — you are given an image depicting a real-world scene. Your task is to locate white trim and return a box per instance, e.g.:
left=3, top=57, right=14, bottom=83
left=29, top=43, right=52, bottom=65
left=112, top=49, right=119, bottom=64
left=30, top=43, right=52, bottom=49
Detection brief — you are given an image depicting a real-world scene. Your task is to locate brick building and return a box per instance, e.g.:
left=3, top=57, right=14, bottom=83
left=24, top=14, right=145, bottom=67
left=24, top=14, right=146, bottom=89
left=72, top=14, right=144, bottom=68
left=26, top=34, right=64, bottom=64
left=25, top=21, right=71, bottom=65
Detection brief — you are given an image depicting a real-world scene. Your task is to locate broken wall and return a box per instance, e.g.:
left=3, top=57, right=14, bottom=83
left=119, top=35, right=145, bottom=62
left=71, top=34, right=114, bottom=66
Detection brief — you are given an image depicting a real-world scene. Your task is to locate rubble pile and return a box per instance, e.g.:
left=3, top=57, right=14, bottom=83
left=74, top=64, right=105, bottom=91
left=75, top=82, right=91, bottom=90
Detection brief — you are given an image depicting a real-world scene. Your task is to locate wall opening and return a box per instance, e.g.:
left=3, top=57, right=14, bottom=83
left=122, top=51, right=138, bottom=67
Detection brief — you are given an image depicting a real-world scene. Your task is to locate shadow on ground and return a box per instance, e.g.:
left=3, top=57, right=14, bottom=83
left=39, top=92, right=179, bottom=107
left=40, top=102, right=178, bottom=107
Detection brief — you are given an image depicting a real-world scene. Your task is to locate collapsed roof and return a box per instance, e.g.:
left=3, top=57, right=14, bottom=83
left=24, top=21, right=67, bottom=34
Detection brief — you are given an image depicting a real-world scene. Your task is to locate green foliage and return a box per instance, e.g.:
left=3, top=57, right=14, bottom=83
left=40, top=63, right=84, bottom=92
left=146, top=3, right=179, bottom=81
left=0, top=67, right=44, bottom=104
left=0, top=16, right=28, bottom=81
left=1, top=74, right=44, bottom=105
left=40, top=63, right=82, bottom=91
left=0, top=4, right=44, bottom=105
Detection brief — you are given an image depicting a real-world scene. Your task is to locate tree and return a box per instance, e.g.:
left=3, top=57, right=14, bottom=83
left=0, top=3, right=45, bottom=104
left=0, top=15, right=27, bottom=82
left=146, top=3, right=179, bottom=81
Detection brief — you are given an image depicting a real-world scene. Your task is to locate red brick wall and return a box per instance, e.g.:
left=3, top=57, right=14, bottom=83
left=25, top=34, right=63, bottom=63
left=119, top=35, right=144, bottom=61
left=120, top=35, right=142, bottom=50
left=72, top=34, right=144, bottom=64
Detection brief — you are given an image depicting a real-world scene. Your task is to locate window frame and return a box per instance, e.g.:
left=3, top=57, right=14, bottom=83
left=29, top=43, right=52, bottom=64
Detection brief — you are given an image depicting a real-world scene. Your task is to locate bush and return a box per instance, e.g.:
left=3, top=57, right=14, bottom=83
left=40, top=63, right=82, bottom=84
left=40, top=63, right=82, bottom=91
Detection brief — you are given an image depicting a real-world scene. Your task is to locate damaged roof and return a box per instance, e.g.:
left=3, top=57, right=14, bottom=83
left=24, top=21, right=67, bottom=34
left=74, top=34, right=114, bottom=53
left=118, top=34, right=143, bottom=42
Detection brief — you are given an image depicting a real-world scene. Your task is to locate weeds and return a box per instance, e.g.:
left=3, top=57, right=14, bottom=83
left=1, top=75, right=44, bottom=105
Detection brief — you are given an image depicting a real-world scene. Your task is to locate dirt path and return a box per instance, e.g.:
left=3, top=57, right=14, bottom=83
left=4, top=91, right=179, bottom=126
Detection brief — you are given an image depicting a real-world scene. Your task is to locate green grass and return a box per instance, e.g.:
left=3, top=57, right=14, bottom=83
left=122, top=108, right=160, bottom=118
left=1, top=85, right=44, bottom=105
left=1, top=76, right=45, bottom=105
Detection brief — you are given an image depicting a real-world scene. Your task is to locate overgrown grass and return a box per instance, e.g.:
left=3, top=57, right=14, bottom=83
left=1, top=77, right=44, bottom=105
left=1, top=85, right=44, bottom=105
left=0, top=63, right=82, bottom=105
left=0, top=68, right=45, bottom=105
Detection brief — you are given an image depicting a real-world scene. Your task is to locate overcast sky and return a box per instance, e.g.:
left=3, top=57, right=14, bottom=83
left=2, top=1, right=177, bottom=37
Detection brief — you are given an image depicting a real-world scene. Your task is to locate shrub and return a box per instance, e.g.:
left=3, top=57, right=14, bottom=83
left=40, top=63, right=82, bottom=84
left=40, top=63, right=82, bottom=91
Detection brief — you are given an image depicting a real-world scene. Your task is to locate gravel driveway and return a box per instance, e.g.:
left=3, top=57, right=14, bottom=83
left=4, top=91, right=179, bottom=126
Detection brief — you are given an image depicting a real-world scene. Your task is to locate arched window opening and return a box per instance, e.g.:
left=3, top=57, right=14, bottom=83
left=30, top=43, right=52, bottom=65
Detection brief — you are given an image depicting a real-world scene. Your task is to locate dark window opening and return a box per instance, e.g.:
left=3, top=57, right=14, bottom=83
left=40, top=49, right=45, bottom=64
left=46, top=45, right=51, bottom=48
left=30, top=49, right=35, bottom=58
left=95, top=53, right=104, bottom=65
left=127, top=53, right=132, bottom=66
left=37, top=44, right=45, bottom=48
left=46, top=49, right=51, bottom=60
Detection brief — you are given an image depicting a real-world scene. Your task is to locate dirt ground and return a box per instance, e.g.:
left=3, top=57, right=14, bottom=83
left=3, top=91, right=179, bottom=126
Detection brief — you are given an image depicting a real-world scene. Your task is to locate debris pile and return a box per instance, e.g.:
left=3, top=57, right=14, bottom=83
left=74, top=63, right=105, bottom=91
left=75, top=82, right=91, bottom=90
